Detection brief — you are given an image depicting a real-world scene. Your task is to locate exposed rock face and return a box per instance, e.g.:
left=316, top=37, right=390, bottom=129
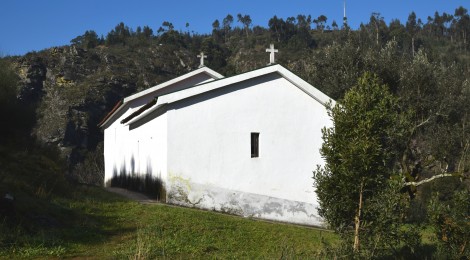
left=13, top=45, right=196, bottom=181
left=16, top=57, right=47, bottom=103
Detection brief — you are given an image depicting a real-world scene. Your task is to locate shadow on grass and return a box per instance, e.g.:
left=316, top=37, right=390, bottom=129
left=0, top=185, right=144, bottom=258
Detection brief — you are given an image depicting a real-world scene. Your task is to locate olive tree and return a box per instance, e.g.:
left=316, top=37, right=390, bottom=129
left=313, top=73, right=410, bottom=253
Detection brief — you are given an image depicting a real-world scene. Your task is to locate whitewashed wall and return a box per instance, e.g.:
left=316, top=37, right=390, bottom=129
left=165, top=73, right=332, bottom=226
left=103, top=72, right=216, bottom=184
left=127, top=112, right=168, bottom=181
left=104, top=97, right=153, bottom=184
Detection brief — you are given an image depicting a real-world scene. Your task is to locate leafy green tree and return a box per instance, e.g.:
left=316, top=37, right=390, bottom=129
left=454, top=6, right=469, bottom=48
left=332, top=20, right=338, bottom=30
left=212, top=19, right=220, bottom=31
left=369, top=12, right=388, bottom=46
left=296, top=14, right=312, bottom=30
left=268, top=16, right=285, bottom=43
left=212, top=19, right=223, bottom=42
left=313, top=73, right=410, bottom=252
left=222, top=14, right=233, bottom=42
left=142, top=26, right=153, bottom=39
left=106, top=22, right=131, bottom=45
left=306, top=41, right=363, bottom=99
left=406, top=12, right=420, bottom=56
left=162, top=21, right=174, bottom=32
left=388, top=19, right=406, bottom=47
left=70, top=30, right=100, bottom=49
left=237, top=13, right=252, bottom=37
left=428, top=189, right=470, bottom=258
left=313, top=15, right=328, bottom=33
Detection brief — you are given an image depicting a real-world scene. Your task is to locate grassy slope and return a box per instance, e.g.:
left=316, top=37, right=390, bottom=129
left=0, top=185, right=337, bottom=259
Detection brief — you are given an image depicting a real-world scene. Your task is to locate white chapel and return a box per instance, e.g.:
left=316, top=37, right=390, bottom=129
left=99, top=49, right=334, bottom=226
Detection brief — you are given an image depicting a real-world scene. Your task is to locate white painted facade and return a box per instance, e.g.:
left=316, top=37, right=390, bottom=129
left=101, top=67, right=223, bottom=185
left=101, top=65, right=334, bottom=226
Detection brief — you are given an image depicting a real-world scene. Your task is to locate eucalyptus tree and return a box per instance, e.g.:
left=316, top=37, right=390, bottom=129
left=237, top=14, right=252, bottom=37
left=223, top=14, right=234, bottom=42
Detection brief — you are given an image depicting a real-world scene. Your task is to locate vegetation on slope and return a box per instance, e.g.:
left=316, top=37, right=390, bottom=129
left=1, top=5, right=470, bottom=259
left=5, top=6, right=470, bottom=187
left=0, top=185, right=338, bottom=259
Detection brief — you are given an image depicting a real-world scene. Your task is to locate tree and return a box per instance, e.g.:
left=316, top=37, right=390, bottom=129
left=142, top=26, right=153, bottom=39
left=71, top=30, right=100, bottom=49
left=162, top=21, right=174, bottom=32
left=313, top=73, right=410, bottom=252
left=212, top=19, right=222, bottom=42
left=106, top=22, right=131, bottom=45
left=237, top=13, right=252, bottom=37
left=406, top=12, right=420, bottom=56
left=296, top=14, right=312, bottom=30
left=428, top=189, right=470, bottom=258
left=332, top=20, right=339, bottom=30
left=222, top=14, right=233, bottom=42
left=389, top=19, right=406, bottom=45
left=454, top=6, right=470, bottom=48
left=212, top=19, right=220, bottom=31
left=313, top=15, right=328, bottom=33
left=369, top=12, right=386, bottom=46
left=268, top=16, right=283, bottom=43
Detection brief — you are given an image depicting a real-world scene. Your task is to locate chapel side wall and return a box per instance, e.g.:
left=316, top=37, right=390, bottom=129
left=102, top=73, right=213, bottom=186
left=103, top=99, right=152, bottom=186
left=165, top=73, right=332, bottom=226
left=127, top=112, right=168, bottom=185
left=103, top=127, right=114, bottom=186
left=104, top=105, right=168, bottom=187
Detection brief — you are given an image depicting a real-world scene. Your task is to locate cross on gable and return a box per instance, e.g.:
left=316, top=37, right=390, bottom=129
left=197, top=52, right=207, bottom=68
left=266, top=44, right=278, bottom=65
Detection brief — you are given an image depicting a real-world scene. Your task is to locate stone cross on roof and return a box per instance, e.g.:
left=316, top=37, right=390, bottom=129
left=266, top=44, right=278, bottom=65
left=197, top=52, right=207, bottom=68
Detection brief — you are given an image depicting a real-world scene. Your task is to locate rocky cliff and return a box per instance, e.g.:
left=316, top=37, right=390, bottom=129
left=12, top=43, right=205, bottom=184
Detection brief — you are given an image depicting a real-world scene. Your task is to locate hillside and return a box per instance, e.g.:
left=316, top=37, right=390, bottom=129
left=5, top=9, right=470, bottom=185
left=0, top=7, right=469, bottom=258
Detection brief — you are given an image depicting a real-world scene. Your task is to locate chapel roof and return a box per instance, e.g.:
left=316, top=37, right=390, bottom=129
left=98, top=66, right=223, bottom=128
left=122, top=64, right=335, bottom=126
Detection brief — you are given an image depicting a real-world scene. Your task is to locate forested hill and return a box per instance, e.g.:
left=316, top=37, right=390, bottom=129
left=2, top=7, right=470, bottom=186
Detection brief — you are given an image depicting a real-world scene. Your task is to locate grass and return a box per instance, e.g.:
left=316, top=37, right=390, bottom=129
left=0, top=186, right=337, bottom=259
left=0, top=145, right=337, bottom=258
left=0, top=147, right=444, bottom=259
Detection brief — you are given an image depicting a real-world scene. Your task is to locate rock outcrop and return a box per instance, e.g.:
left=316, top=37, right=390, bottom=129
left=13, top=44, right=197, bottom=183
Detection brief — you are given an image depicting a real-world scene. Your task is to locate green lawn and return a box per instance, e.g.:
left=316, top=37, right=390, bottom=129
left=0, top=186, right=337, bottom=259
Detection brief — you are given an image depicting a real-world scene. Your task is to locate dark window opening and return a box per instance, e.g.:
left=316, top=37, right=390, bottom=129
left=251, top=132, right=259, bottom=158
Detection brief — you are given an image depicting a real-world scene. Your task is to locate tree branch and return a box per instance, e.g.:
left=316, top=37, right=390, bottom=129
left=414, top=117, right=431, bottom=129
left=403, top=173, right=463, bottom=187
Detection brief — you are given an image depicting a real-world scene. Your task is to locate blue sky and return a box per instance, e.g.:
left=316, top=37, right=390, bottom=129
left=1, top=1, right=468, bottom=56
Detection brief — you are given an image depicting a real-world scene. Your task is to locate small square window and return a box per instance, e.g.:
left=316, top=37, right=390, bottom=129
left=251, top=132, right=259, bottom=158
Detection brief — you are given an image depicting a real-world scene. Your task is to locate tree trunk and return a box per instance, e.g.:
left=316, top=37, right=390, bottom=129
left=354, top=180, right=364, bottom=252
left=376, top=28, right=379, bottom=46
left=411, top=37, right=415, bottom=57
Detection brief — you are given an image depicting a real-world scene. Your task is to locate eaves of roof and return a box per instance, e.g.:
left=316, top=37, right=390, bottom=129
left=98, top=66, right=223, bottom=129
left=97, top=99, right=123, bottom=127
left=123, top=64, right=335, bottom=127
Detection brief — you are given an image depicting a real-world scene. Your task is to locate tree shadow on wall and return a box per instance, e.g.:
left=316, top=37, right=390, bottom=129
left=107, top=158, right=165, bottom=201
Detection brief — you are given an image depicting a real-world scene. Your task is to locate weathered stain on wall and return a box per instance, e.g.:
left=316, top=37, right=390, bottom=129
left=166, top=177, right=324, bottom=227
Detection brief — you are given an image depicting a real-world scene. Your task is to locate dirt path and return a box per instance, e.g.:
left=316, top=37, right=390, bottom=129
left=106, top=187, right=159, bottom=204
